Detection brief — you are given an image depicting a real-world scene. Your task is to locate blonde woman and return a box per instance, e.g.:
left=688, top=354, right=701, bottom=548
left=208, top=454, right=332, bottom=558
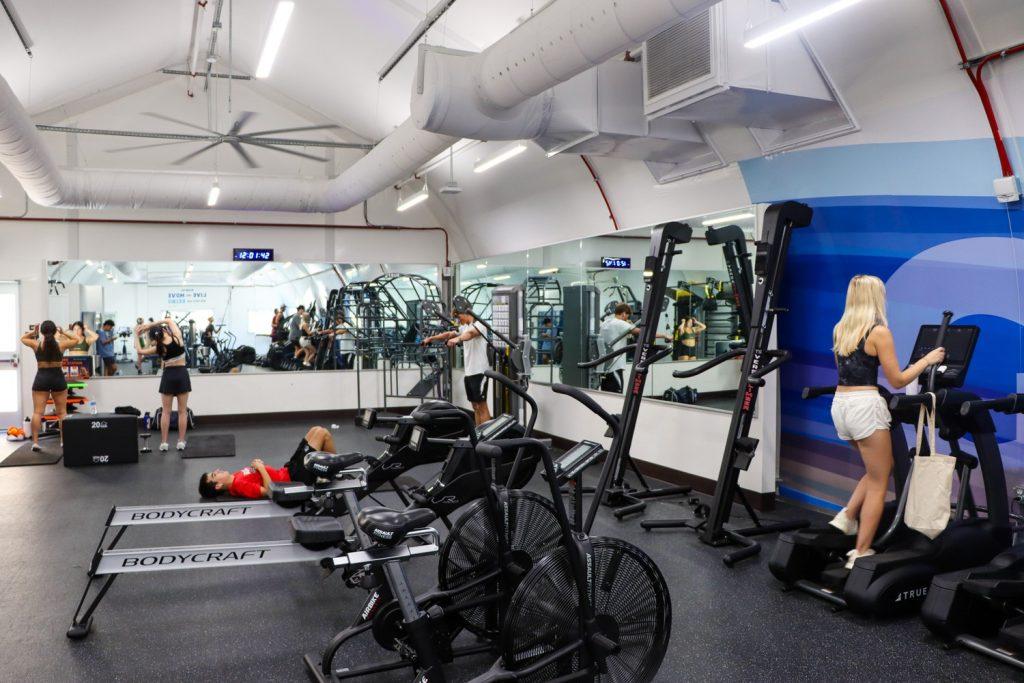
left=828, top=275, right=945, bottom=568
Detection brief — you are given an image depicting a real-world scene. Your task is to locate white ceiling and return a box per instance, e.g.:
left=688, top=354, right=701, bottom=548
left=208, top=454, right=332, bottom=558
left=0, top=0, right=550, bottom=142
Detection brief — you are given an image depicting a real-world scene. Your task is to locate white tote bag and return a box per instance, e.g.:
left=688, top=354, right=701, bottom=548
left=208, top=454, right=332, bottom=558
left=904, top=394, right=957, bottom=540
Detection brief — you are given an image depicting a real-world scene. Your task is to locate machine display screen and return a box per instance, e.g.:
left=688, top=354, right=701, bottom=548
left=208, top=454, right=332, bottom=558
left=554, top=440, right=604, bottom=480
left=409, top=426, right=425, bottom=452
left=601, top=257, right=631, bottom=269
left=910, top=324, right=979, bottom=366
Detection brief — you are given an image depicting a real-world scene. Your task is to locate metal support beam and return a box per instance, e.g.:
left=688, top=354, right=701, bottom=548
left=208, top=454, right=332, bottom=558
left=161, top=68, right=250, bottom=81
left=379, top=0, right=457, bottom=81
left=1, top=0, right=32, bottom=56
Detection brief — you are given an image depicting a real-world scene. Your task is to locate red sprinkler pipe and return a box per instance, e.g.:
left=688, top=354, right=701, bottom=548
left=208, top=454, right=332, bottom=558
left=580, top=155, right=620, bottom=231
left=937, top=0, right=1022, bottom=178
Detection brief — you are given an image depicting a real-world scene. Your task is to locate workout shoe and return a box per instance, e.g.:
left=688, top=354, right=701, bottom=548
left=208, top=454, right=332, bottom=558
left=828, top=508, right=858, bottom=535
left=845, top=548, right=876, bottom=570
left=159, top=442, right=169, bottom=452
left=31, top=443, right=41, bottom=452
left=176, top=441, right=187, bottom=451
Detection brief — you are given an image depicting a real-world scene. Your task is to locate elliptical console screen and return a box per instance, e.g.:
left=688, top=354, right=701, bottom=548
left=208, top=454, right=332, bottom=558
left=909, top=324, right=979, bottom=388
left=409, top=426, right=425, bottom=452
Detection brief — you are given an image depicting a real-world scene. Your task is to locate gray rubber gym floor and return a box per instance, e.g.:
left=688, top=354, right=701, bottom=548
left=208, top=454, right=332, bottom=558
left=0, top=416, right=1016, bottom=682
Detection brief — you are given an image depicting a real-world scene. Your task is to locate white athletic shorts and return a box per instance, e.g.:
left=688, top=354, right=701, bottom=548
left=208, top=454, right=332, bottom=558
left=299, top=336, right=312, bottom=349
left=831, top=390, right=891, bottom=441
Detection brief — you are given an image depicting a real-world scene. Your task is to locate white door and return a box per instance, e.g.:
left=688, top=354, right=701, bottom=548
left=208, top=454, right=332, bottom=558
left=0, top=283, right=21, bottom=428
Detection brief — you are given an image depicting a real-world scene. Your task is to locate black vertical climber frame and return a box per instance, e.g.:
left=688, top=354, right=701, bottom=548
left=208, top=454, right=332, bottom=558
left=642, top=202, right=813, bottom=566
left=705, top=224, right=754, bottom=338
left=581, top=221, right=694, bottom=530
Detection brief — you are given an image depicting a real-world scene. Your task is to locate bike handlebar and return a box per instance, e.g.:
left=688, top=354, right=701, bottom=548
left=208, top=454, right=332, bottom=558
left=552, top=383, right=620, bottom=436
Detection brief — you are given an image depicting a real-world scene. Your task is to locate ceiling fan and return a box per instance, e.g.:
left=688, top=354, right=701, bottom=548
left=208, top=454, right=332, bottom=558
left=105, top=111, right=343, bottom=168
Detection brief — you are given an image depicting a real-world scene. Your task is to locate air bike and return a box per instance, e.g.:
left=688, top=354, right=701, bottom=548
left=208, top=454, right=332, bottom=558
left=920, top=392, right=1024, bottom=671
left=67, top=393, right=533, bottom=640
left=640, top=201, right=813, bottom=565
left=769, top=314, right=1012, bottom=616
left=309, top=369, right=671, bottom=682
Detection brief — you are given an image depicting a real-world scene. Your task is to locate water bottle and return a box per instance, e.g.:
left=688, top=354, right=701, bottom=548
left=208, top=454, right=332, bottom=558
left=142, top=411, right=151, bottom=431
left=89, top=401, right=97, bottom=415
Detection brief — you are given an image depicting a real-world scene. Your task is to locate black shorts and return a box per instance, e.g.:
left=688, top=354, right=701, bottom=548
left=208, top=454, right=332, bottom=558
left=101, top=356, right=117, bottom=367
left=464, top=374, right=488, bottom=403
left=159, top=365, right=192, bottom=396
left=600, top=369, right=624, bottom=393
left=286, top=438, right=318, bottom=485
left=32, top=367, right=67, bottom=393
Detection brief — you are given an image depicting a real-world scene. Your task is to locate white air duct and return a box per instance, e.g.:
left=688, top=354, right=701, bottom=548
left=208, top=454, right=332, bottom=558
left=0, top=0, right=715, bottom=212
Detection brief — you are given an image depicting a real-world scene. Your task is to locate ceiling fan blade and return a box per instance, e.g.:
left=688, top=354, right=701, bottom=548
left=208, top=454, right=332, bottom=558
left=228, top=111, right=257, bottom=136
left=245, top=140, right=328, bottom=163
left=105, top=139, right=198, bottom=154
left=142, top=112, right=220, bottom=135
left=244, top=123, right=341, bottom=137
left=170, top=140, right=224, bottom=166
left=229, top=141, right=259, bottom=169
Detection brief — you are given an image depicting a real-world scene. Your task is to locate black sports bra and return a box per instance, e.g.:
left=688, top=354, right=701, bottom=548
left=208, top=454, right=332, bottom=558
left=35, top=339, right=63, bottom=363
left=837, top=325, right=880, bottom=386
left=161, top=337, right=185, bottom=360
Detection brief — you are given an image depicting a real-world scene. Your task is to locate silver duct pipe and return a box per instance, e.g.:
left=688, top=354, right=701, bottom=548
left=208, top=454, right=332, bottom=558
left=0, top=0, right=713, bottom=213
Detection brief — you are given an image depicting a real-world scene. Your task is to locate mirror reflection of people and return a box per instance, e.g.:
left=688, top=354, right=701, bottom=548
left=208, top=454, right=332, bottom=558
left=422, top=311, right=491, bottom=425
left=598, top=303, right=671, bottom=393
left=537, top=317, right=555, bottom=365
left=21, top=321, right=81, bottom=451
left=67, top=321, right=98, bottom=377
left=297, top=310, right=316, bottom=368
left=135, top=318, right=192, bottom=452
left=288, top=305, right=306, bottom=363
left=273, top=305, right=287, bottom=342
left=676, top=316, right=707, bottom=361
left=202, top=315, right=219, bottom=363
left=334, top=313, right=356, bottom=369
left=97, top=319, right=118, bottom=376
left=829, top=275, right=946, bottom=569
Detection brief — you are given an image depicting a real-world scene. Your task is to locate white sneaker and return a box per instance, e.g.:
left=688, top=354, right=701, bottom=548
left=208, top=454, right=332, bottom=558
left=31, top=443, right=41, bottom=452
left=176, top=441, right=186, bottom=451
left=159, top=442, right=169, bottom=452
left=828, top=508, right=858, bottom=535
left=845, top=548, right=876, bottom=570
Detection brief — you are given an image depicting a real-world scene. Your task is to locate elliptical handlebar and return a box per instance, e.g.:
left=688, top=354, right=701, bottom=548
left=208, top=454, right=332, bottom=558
left=889, top=392, right=934, bottom=411
left=672, top=347, right=745, bottom=379
left=960, top=394, right=1024, bottom=416
left=552, top=383, right=620, bottom=436
left=802, top=385, right=837, bottom=400
left=926, top=310, right=954, bottom=393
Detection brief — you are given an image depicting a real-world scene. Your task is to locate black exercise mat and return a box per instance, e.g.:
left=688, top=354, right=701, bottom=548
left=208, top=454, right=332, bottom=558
left=0, top=441, right=62, bottom=467
left=178, top=434, right=236, bottom=459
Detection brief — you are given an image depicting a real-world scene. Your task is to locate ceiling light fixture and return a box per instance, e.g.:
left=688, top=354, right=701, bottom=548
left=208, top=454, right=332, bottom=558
left=396, top=184, right=429, bottom=212
left=207, top=180, right=220, bottom=207
left=537, top=267, right=559, bottom=275
left=255, top=1, right=296, bottom=78
left=473, top=143, right=527, bottom=174
left=493, top=274, right=512, bottom=281
left=96, top=266, right=104, bottom=273
left=702, top=212, right=755, bottom=226
left=475, top=263, right=488, bottom=270
left=744, top=0, right=864, bottom=49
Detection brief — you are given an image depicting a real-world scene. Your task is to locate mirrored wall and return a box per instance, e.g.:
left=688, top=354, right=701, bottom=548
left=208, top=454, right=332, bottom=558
left=46, top=260, right=439, bottom=378
left=456, top=207, right=757, bottom=412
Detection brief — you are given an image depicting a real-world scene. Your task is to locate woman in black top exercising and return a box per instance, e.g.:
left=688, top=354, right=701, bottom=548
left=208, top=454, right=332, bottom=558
left=20, top=320, right=82, bottom=451
left=829, top=275, right=945, bottom=568
left=135, top=318, right=191, bottom=452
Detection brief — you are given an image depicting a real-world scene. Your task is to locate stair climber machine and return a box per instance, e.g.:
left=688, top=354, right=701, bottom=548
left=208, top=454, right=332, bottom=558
left=640, top=202, right=814, bottom=565
left=705, top=223, right=754, bottom=342
left=306, top=371, right=559, bottom=682
left=66, top=400, right=533, bottom=640
left=770, top=316, right=1013, bottom=617
left=920, top=393, right=1024, bottom=670
left=573, top=222, right=696, bottom=519
left=311, top=372, right=671, bottom=682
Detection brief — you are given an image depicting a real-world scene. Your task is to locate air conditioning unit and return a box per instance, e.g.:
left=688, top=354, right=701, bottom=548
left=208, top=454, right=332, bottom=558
left=643, top=0, right=856, bottom=155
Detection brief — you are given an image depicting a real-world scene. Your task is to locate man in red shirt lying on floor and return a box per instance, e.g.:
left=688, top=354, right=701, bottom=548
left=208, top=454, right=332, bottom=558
left=197, top=426, right=337, bottom=500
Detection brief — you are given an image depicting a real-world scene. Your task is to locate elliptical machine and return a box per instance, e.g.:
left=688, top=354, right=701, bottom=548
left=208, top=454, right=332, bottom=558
left=770, top=316, right=1012, bottom=616
left=921, top=393, right=1024, bottom=671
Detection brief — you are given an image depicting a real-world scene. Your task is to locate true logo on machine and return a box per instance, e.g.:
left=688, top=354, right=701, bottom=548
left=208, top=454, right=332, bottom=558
left=894, top=586, right=928, bottom=602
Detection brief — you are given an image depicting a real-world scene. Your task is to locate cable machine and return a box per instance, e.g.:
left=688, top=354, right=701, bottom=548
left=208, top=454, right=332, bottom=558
left=642, top=202, right=813, bottom=565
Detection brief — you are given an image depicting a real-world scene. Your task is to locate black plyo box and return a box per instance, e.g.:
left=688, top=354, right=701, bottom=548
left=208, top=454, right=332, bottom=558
left=63, top=413, right=139, bottom=467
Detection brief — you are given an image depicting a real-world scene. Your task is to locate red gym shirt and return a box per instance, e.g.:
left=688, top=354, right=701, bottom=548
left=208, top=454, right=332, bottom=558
left=228, top=465, right=291, bottom=499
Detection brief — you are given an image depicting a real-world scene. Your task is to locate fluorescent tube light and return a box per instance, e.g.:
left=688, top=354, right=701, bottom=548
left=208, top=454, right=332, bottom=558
left=397, top=186, right=429, bottom=212
left=744, top=0, right=863, bottom=49
left=493, top=275, right=511, bottom=281
left=255, top=1, right=295, bottom=78
left=538, top=267, right=559, bottom=275
left=702, top=212, right=755, bottom=226
left=96, top=266, right=104, bottom=273
left=207, top=180, right=220, bottom=207
left=474, top=144, right=527, bottom=174
left=476, top=263, right=488, bottom=269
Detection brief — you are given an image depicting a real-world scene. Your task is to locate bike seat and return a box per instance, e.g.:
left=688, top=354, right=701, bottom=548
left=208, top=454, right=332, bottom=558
left=357, top=506, right=437, bottom=546
left=304, top=451, right=364, bottom=478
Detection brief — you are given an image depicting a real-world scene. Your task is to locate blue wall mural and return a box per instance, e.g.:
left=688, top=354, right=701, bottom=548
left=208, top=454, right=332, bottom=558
left=741, top=138, right=1024, bottom=510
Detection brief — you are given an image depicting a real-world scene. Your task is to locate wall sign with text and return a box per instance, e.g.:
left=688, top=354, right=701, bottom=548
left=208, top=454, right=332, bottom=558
left=232, top=249, right=274, bottom=262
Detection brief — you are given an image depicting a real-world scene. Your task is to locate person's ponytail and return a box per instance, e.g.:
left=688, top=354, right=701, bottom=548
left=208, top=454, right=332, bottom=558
left=39, top=320, right=61, bottom=361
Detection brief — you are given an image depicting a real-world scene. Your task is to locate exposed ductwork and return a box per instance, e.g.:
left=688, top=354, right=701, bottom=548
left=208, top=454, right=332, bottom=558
left=0, top=0, right=715, bottom=213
